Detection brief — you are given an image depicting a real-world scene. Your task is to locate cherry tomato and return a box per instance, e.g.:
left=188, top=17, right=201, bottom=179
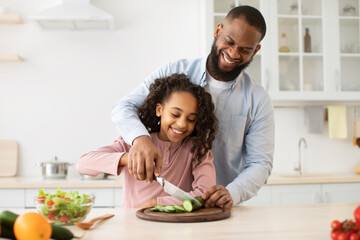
left=59, top=215, right=70, bottom=223
left=47, top=212, right=55, bottom=220
left=355, top=205, right=360, bottom=225
left=332, top=220, right=342, bottom=230
left=331, top=230, right=340, bottom=240
left=349, top=233, right=360, bottom=240
left=337, top=232, right=348, bottom=240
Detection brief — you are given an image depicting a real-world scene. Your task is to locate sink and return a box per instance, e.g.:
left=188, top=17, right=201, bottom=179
left=278, top=174, right=331, bottom=178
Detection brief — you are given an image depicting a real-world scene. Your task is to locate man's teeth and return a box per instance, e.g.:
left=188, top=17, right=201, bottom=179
left=223, top=53, right=235, bottom=64
left=172, top=129, right=184, bottom=134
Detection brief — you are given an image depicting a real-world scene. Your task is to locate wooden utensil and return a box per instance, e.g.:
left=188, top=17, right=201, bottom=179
left=74, top=214, right=114, bottom=230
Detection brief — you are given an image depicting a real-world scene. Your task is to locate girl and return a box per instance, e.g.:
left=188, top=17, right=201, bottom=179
left=77, top=73, right=217, bottom=208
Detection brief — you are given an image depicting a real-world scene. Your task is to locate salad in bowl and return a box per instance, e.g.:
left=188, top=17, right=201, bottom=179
left=35, top=187, right=95, bottom=225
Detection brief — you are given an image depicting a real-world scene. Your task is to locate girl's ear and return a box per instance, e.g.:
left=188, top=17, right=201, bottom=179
left=156, top=103, right=162, bottom=117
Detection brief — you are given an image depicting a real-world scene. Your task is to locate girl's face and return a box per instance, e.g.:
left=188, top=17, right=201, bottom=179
left=156, top=91, right=198, bottom=143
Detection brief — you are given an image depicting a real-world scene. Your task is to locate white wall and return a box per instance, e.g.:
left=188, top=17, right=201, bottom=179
left=0, top=0, right=359, bottom=178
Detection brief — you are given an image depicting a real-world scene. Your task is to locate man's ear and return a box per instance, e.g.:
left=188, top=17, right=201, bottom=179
left=156, top=103, right=162, bottom=117
left=214, top=23, right=223, bottom=39
left=253, top=44, right=262, bottom=56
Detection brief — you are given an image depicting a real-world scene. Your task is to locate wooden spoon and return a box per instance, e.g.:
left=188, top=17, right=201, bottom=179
left=74, top=214, right=114, bottom=230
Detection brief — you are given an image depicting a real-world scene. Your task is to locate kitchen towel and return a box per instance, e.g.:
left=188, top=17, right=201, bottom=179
left=327, top=105, right=348, bottom=139
left=304, top=106, right=324, bottom=134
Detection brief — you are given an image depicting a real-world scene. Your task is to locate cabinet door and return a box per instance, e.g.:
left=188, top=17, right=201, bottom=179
left=25, top=188, right=115, bottom=208
left=322, top=183, right=360, bottom=203
left=0, top=189, right=25, bottom=208
left=242, top=185, right=272, bottom=206
left=269, top=0, right=327, bottom=100
left=272, top=184, right=321, bottom=205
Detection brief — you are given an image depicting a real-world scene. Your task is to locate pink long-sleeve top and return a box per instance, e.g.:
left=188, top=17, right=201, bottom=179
left=77, top=132, right=216, bottom=208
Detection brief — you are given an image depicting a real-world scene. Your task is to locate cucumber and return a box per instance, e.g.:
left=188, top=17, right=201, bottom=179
left=195, top=196, right=205, bottom=206
left=0, top=210, right=75, bottom=240
left=0, top=225, right=16, bottom=239
left=173, top=205, right=185, bottom=212
left=149, top=207, right=158, bottom=212
left=183, top=199, right=193, bottom=212
left=163, top=205, right=176, bottom=213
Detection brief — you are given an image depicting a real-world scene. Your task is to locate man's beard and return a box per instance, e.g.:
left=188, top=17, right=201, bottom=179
left=207, top=38, right=253, bottom=82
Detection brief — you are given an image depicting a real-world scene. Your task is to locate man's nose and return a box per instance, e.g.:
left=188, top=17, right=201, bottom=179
left=228, top=47, right=241, bottom=60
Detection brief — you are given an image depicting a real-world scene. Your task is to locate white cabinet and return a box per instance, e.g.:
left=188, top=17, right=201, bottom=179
left=0, top=189, right=25, bottom=208
left=243, top=183, right=360, bottom=205
left=206, top=0, right=360, bottom=104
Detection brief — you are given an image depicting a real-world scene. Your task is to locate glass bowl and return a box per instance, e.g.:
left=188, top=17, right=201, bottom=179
left=34, top=194, right=95, bottom=225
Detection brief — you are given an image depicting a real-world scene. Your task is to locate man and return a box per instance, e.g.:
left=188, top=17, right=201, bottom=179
left=111, top=5, right=274, bottom=210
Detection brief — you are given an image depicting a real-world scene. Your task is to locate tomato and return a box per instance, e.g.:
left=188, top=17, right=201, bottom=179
left=355, top=205, right=360, bottom=225
left=331, top=230, right=340, bottom=240
left=338, top=232, right=349, bottom=240
left=59, top=215, right=70, bottom=223
left=47, top=199, right=54, bottom=209
left=349, top=233, right=360, bottom=240
left=36, top=196, right=46, bottom=203
left=47, top=212, right=55, bottom=220
left=332, top=220, right=342, bottom=230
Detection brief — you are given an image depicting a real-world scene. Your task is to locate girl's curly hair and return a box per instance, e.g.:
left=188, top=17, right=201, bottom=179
left=139, top=73, right=217, bottom=161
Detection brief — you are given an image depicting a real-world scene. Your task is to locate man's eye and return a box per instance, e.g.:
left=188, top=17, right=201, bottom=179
left=225, top=38, right=233, bottom=45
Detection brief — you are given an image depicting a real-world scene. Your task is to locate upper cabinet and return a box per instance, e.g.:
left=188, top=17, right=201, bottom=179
left=205, top=0, right=360, bottom=104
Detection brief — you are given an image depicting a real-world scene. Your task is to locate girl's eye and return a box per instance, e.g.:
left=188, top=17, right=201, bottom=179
left=171, top=113, right=179, bottom=118
left=187, top=118, right=197, bottom=123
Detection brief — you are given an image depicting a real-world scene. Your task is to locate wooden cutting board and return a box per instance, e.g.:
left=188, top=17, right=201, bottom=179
left=0, top=140, right=18, bottom=177
left=136, top=207, right=231, bottom=223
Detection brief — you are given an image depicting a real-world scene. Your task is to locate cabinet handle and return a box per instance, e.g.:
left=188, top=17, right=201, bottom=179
left=335, top=70, right=340, bottom=92
left=314, top=192, right=321, bottom=203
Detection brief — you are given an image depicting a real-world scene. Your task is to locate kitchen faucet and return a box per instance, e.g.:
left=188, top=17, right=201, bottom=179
left=294, top=137, right=307, bottom=175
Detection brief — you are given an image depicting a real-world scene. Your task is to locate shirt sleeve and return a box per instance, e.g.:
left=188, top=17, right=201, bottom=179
left=156, top=150, right=216, bottom=206
left=76, top=138, right=130, bottom=176
left=226, top=93, right=275, bottom=205
left=111, top=63, right=174, bottom=145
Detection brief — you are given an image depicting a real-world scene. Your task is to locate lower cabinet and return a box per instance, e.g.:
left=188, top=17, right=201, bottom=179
left=0, top=188, right=123, bottom=208
left=243, top=183, right=360, bottom=206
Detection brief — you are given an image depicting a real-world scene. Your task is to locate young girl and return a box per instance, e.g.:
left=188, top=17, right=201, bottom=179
left=77, top=73, right=217, bottom=208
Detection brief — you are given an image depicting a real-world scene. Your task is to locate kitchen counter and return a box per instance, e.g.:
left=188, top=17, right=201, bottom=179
left=267, top=173, right=360, bottom=185
left=0, top=173, right=359, bottom=189
left=0, top=176, right=123, bottom=189
left=7, top=202, right=359, bottom=240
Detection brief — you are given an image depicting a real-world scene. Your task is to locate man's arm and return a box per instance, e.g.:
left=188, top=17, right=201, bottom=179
left=226, top=93, right=275, bottom=205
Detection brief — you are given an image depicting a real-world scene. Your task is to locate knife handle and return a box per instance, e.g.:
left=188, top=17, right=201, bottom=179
left=153, top=174, right=157, bottom=181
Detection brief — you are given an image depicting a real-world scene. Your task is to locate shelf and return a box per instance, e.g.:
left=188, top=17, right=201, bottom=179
left=0, top=54, right=23, bottom=62
left=0, top=14, right=22, bottom=24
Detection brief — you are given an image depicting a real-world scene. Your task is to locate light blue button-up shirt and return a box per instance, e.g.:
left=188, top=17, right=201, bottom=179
left=112, top=57, right=274, bottom=205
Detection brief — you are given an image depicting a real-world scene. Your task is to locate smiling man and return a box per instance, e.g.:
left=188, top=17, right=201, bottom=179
left=112, top=6, right=274, bottom=210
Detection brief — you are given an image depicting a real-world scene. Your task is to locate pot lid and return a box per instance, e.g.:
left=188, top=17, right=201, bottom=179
left=41, top=156, right=72, bottom=165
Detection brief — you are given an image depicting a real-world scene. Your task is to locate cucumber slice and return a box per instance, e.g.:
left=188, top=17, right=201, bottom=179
left=174, top=205, right=185, bottom=212
left=163, top=205, right=176, bottom=213
left=149, top=207, right=158, bottom=212
left=183, top=199, right=193, bottom=212
left=154, top=205, right=162, bottom=211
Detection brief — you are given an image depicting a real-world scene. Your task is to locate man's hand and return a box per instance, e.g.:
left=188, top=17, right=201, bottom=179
left=138, top=198, right=157, bottom=209
left=128, top=135, right=162, bottom=182
left=202, top=185, right=233, bottom=211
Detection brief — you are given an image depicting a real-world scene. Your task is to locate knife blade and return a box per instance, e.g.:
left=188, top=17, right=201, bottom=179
left=154, top=176, right=202, bottom=208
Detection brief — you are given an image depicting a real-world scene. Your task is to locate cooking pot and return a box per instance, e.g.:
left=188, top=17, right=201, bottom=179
left=37, top=156, right=72, bottom=179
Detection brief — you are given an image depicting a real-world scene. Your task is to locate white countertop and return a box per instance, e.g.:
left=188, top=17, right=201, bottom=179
left=267, top=173, right=360, bottom=185
left=0, top=175, right=123, bottom=189
left=7, top=202, right=359, bottom=240
left=0, top=173, right=359, bottom=189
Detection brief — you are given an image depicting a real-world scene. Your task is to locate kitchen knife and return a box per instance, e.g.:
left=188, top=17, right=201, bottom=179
left=154, top=176, right=202, bottom=208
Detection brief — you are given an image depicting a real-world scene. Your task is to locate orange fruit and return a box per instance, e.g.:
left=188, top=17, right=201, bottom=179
left=13, top=212, right=52, bottom=240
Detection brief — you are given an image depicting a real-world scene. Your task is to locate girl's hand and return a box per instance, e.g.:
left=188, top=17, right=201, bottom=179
left=138, top=198, right=157, bottom=209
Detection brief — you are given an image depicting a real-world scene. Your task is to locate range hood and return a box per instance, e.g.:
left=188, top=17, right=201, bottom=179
left=29, top=0, right=115, bottom=31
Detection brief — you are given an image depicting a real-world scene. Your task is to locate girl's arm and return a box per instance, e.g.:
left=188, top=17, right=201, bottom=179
left=76, top=137, right=131, bottom=176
